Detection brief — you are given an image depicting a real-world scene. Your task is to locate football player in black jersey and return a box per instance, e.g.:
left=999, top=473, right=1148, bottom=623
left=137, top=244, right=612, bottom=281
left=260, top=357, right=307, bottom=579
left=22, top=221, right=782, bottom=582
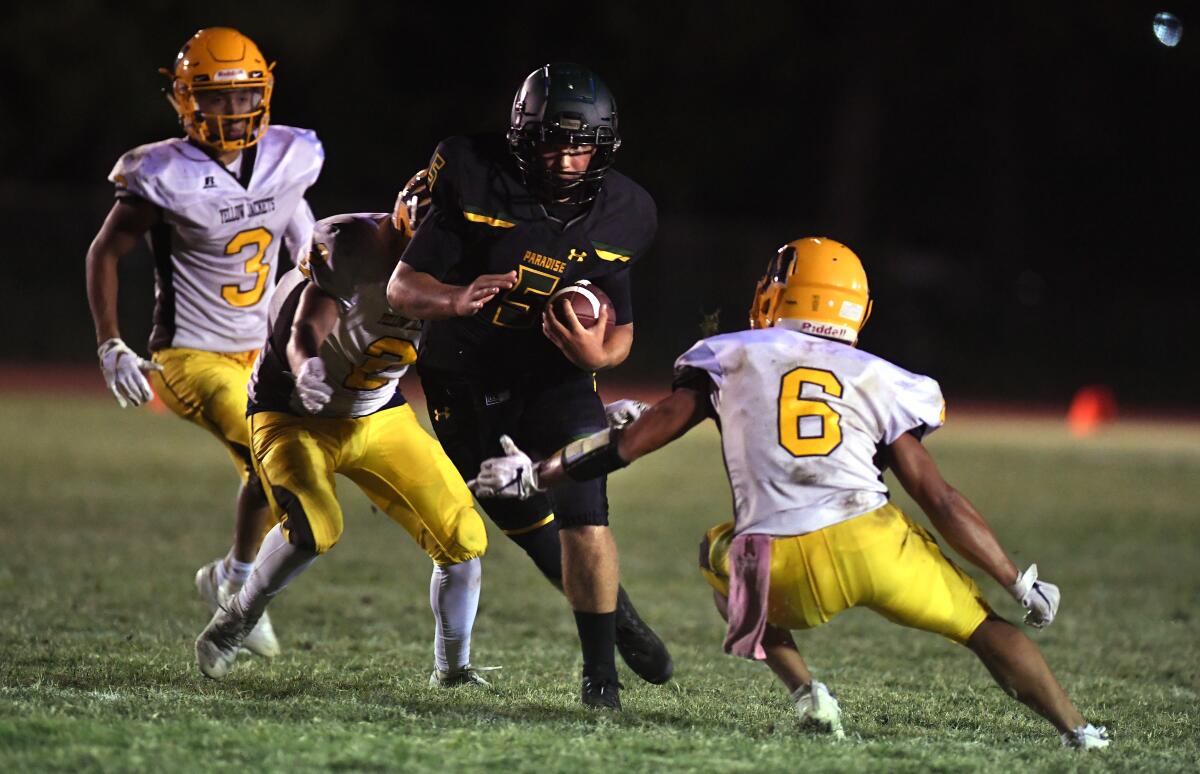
left=387, top=63, right=669, bottom=709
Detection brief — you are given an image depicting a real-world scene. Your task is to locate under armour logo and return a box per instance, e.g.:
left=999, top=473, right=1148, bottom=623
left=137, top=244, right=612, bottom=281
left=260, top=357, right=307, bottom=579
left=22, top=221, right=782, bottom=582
left=567, top=248, right=588, bottom=262
left=432, top=407, right=452, bottom=422
left=484, top=390, right=511, bottom=406
left=203, top=176, right=216, bottom=189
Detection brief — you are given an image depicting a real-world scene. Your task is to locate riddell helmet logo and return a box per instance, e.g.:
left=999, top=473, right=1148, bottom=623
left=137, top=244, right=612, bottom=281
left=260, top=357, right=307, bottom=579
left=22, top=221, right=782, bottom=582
left=799, top=320, right=854, bottom=340
left=215, top=69, right=248, bottom=80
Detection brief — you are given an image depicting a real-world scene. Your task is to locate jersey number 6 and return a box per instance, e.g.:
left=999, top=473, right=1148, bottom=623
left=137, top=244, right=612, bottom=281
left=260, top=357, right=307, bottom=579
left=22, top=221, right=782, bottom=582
left=778, top=367, right=843, bottom=457
left=221, top=227, right=274, bottom=308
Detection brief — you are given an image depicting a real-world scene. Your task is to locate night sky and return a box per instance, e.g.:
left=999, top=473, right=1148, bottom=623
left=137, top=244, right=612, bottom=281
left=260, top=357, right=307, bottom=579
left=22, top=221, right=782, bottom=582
left=3, top=1, right=1196, bottom=405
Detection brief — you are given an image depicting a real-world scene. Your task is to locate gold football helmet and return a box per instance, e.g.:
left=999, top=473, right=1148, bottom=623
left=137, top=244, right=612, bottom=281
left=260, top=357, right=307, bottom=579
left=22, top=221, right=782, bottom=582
left=392, top=169, right=432, bottom=238
left=749, top=237, right=872, bottom=344
left=161, top=27, right=274, bottom=151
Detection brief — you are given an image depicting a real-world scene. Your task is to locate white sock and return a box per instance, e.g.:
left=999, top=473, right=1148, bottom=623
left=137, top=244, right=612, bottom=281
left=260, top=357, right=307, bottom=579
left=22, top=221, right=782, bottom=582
left=429, top=558, right=482, bottom=672
left=225, top=556, right=254, bottom=587
left=236, top=525, right=318, bottom=619
left=214, top=556, right=230, bottom=588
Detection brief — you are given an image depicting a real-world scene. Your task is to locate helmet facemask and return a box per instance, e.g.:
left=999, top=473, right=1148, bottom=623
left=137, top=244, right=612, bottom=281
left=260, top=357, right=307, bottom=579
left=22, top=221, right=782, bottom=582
left=176, top=83, right=272, bottom=152
left=509, top=123, right=620, bottom=204
left=749, top=245, right=794, bottom=329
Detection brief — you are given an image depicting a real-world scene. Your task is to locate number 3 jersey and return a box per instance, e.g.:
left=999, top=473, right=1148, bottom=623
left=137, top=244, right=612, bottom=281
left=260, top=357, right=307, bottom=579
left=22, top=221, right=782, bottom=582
left=248, top=213, right=423, bottom=419
left=109, top=125, right=324, bottom=353
left=674, top=327, right=946, bottom=537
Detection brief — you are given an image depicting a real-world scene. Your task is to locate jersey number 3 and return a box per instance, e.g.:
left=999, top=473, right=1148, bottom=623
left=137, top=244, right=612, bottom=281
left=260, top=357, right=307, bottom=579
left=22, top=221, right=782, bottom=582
left=221, top=227, right=274, bottom=307
left=778, top=367, right=843, bottom=457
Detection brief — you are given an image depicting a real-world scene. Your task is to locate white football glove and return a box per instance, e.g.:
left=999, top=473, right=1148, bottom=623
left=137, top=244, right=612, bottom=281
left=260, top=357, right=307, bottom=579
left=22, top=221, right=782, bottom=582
left=1008, top=564, right=1061, bottom=629
left=295, top=358, right=334, bottom=414
left=604, top=399, right=650, bottom=429
left=97, top=337, right=162, bottom=408
left=468, top=434, right=543, bottom=500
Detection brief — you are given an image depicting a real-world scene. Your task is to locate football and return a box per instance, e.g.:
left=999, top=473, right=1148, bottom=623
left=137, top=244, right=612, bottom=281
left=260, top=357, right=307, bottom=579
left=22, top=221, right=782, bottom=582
left=549, top=280, right=613, bottom=331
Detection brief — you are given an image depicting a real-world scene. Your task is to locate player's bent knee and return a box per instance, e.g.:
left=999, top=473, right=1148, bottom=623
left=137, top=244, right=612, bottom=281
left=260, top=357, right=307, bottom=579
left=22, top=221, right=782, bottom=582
left=427, top=507, right=488, bottom=565
left=270, top=484, right=341, bottom=554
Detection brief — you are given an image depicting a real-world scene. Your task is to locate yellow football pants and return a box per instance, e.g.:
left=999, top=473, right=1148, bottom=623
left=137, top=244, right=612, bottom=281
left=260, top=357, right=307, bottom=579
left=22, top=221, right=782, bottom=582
left=249, top=405, right=488, bottom=564
left=701, top=502, right=991, bottom=644
left=149, top=347, right=259, bottom=480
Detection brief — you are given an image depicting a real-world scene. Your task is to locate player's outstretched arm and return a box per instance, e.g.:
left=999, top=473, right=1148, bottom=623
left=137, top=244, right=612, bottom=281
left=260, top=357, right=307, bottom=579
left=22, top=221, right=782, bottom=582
left=891, top=431, right=1061, bottom=628
left=887, top=432, right=1020, bottom=588
left=538, top=386, right=711, bottom=485
left=386, top=262, right=515, bottom=320
left=470, top=387, right=710, bottom=498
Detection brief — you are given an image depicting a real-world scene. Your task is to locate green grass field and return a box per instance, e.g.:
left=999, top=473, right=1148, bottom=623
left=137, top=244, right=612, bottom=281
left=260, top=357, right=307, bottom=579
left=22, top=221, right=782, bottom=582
left=2, top=394, right=1198, bottom=771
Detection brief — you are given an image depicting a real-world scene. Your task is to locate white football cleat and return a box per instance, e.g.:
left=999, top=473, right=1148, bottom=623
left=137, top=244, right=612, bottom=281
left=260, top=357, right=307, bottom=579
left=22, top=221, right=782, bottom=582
left=241, top=611, right=280, bottom=658
left=195, top=595, right=259, bottom=680
left=429, top=665, right=500, bottom=689
left=194, top=559, right=224, bottom=611
left=791, top=681, right=846, bottom=739
left=1061, top=723, right=1110, bottom=750
left=194, top=559, right=280, bottom=658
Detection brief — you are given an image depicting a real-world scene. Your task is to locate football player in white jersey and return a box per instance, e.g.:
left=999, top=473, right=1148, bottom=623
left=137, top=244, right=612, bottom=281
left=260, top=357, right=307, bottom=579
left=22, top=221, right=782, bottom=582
left=85, top=27, right=324, bottom=658
left=195, top=173, right=493, bottom=687
left=470, top=237, right=1110, bottom=750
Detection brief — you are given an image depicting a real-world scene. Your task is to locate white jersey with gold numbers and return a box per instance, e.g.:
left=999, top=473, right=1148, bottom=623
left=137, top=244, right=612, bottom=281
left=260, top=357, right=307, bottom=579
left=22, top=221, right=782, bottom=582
left=674, top=326, right=945, bottom=537
left=109, top=125, right=323, bottom=352
left=248, top=213, right=422, bottom=419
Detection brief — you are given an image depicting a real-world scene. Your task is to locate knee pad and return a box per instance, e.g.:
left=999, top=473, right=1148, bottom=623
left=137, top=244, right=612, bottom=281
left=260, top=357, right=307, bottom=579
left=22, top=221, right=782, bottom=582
left=427, top=506, right=488, bottom=565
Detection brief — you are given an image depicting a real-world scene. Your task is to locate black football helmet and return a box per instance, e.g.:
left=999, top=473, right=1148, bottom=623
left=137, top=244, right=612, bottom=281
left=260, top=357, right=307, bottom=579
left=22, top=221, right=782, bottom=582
left=508, top=63, right=621, bottom=204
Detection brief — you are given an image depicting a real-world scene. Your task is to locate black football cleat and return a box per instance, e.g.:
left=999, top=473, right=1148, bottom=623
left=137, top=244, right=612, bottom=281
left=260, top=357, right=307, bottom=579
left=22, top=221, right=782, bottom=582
left=615, top=586, right=674, bottom=685
left=580, top=675, right=623, bottom=710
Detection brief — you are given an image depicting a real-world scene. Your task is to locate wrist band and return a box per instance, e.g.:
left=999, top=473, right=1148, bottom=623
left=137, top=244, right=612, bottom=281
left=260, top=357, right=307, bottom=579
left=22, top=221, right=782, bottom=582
left=560, top=427, right=629, bottom=481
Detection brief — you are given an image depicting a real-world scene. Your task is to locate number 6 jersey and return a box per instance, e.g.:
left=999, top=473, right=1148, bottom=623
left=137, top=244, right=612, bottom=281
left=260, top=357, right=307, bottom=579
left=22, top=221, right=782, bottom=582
left=109, top=125, right=324, bottom=353
left=674, top=327, right=946, bottom=537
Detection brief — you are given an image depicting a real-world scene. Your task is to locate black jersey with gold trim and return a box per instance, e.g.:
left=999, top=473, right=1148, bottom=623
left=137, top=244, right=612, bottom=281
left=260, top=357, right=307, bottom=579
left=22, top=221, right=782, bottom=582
left=400, top=133, right=656, bottom=377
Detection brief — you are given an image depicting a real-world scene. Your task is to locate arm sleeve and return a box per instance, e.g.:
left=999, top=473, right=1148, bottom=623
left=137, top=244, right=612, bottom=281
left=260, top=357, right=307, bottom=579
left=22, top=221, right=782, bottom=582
left=281, top=199, right=316, bottom=270
left=398, top=140, right=466, bottom=279
left=591, top=268, right=633, bottom=324
left=589, top=190, right=656, bottom=325
left=297, top=129, right=325, bottom=189
left=880, top=370, right=946, bottom=444
left=109, top=149, right=162, bottom=208
left=673, top=339, right=724, bottom=415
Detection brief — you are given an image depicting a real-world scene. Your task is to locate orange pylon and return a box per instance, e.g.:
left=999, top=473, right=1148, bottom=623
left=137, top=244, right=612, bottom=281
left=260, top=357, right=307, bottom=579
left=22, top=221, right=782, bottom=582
left=1067, top=385, right=1117, bottom=437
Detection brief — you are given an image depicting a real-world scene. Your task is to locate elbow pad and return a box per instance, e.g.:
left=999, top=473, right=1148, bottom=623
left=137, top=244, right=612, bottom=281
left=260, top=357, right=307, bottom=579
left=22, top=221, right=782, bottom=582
left=560, top=428, right=629, bottom=482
